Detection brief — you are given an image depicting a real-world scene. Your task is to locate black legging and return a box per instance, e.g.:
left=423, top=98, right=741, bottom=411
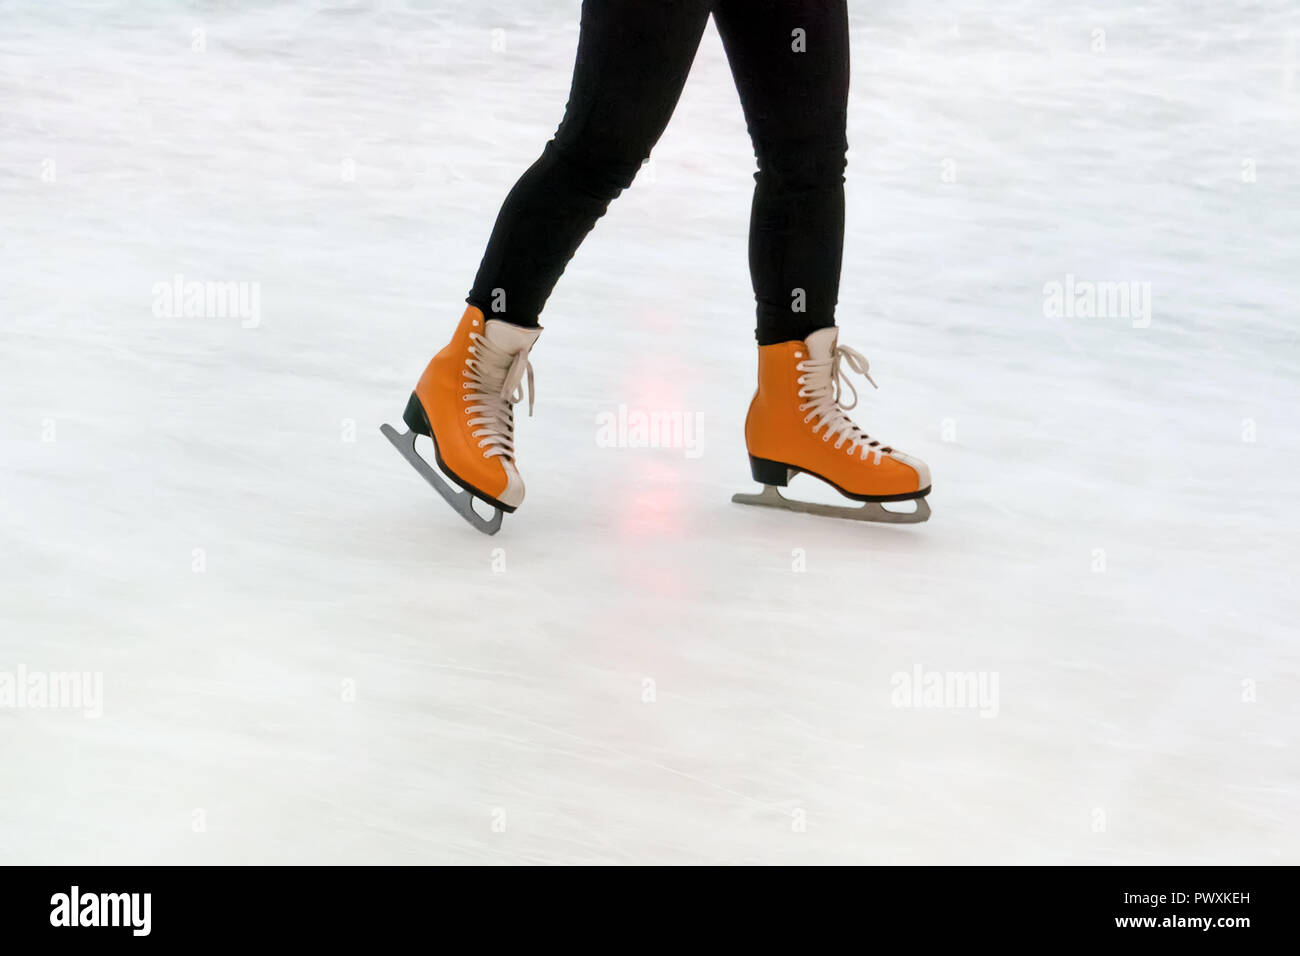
left=467, top=0, right=849, bottom=346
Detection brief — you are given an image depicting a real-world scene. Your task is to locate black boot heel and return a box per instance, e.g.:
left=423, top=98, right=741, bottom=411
left=749, top=455, right=791, bottom=486
left=402, top=392, right=432, bottom=436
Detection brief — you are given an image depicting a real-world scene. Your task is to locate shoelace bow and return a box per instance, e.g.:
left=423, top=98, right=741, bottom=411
left=464, top=333, right=534, bottom=461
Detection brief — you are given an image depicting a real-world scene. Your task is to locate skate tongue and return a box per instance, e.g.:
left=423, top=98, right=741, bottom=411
left=481, top=319, right=539, bottom=415
left=484, top=319, right=542, bottom=355
left=804, top=327, right=839, bottom=362
left=801, top=327, right=876, bottom=411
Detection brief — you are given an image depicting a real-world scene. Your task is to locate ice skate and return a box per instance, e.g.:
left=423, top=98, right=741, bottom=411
left=732, top=327, right=931, bottom=524
left=381, top=306, right=540, bottom=535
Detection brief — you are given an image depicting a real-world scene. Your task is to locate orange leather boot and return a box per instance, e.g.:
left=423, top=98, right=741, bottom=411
left=388, top=306, right=540, bottom=530
left=736, top=327, right=931, bottom=522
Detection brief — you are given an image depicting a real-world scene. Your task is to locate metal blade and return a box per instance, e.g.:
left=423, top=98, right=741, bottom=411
left=381, top=424, right=504, bottom=535
left=731, top=484, right=930, bottom=524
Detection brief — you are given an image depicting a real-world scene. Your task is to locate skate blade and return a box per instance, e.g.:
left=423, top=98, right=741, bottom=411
left=381, top=423, right=504, bottom=536
left=731, top=484, right=931, bottom=524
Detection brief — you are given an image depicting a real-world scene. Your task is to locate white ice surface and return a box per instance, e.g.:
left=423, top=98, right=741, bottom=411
left=1, top=0, right=1298, bottom=864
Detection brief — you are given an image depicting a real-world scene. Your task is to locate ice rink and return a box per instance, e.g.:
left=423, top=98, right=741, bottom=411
left=2, top=0, right=1297, bottom=864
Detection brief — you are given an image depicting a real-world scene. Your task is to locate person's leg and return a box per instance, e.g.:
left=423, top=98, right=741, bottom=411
left=713, top=0, right=850, bottom=345
left=467, top=0, right=713, bottom=327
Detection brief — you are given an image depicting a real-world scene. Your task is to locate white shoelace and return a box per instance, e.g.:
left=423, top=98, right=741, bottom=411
left=463, top=332, right=534, bottom=460
left=797, top=343, right=891, bottom=462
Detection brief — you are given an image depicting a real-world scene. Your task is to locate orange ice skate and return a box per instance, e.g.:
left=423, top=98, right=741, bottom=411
left=733, top=326, right=931, bottom=524
left=381, top=306, right=540, bottom=535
